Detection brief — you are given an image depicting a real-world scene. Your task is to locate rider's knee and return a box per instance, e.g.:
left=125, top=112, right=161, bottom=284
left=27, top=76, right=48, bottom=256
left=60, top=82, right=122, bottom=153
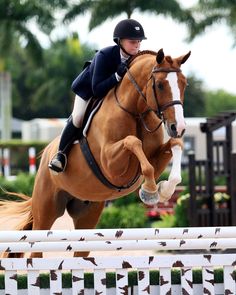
left=71, top=114, right=82, bottom=128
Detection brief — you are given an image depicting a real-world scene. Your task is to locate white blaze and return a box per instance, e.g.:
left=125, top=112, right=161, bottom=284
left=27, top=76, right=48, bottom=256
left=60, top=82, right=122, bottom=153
left=166, top=72, right=186, bottom=135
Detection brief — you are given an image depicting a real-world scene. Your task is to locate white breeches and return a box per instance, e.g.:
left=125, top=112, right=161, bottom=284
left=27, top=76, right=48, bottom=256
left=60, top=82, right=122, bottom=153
left=71, top=95, right=90, bottom=128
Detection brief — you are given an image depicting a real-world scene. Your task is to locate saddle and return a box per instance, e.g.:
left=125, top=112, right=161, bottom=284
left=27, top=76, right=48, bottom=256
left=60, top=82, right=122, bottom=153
left=81, top=98, right=103, bottom=137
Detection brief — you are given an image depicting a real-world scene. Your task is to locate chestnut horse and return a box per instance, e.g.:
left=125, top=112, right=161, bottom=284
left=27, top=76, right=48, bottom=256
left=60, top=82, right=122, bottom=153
left=0, top=49, right=190, bottom=257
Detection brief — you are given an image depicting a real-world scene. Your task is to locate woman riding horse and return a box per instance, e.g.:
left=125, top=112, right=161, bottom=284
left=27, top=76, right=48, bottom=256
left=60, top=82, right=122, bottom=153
left=49, top=19, right=147, bottom=174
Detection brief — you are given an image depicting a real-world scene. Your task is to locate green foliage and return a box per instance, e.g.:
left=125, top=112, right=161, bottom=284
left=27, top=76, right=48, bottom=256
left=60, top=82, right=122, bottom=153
left=184, top=74, right=206, bottom=117
left=214, top=176, right=227, bottom=186
left=151, top=193, right=190, bottom=228
left=0, top=0, right=68, bottom=64
left=0, top=173, right=35, bottom=200
left=170, top=191, right=232, bottom=228
left=111, top=192, right=139, bottom=207
left=97, top=203, right=148, bottom=228
left=0, top=140, right=47, bottom=148
left=188, top=0, right=236, bottom=46
left=151, top=213, right=176, bottom=228
left=64, top=0, right=194, bottom=31
left=97, top=190, right=149, bottom=228
left=9, top=35, right=96, bottom=119
left=205, top=90, right=236, bottom=117
left=173, top=193, right=190, bottom=227
left=98, top=170, right=190, bottom=229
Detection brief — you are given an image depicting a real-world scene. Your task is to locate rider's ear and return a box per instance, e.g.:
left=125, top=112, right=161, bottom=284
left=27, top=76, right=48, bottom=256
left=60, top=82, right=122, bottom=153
left=177, top=51, right=191, bottom=65
left=156, top=48, right=165, bottom=64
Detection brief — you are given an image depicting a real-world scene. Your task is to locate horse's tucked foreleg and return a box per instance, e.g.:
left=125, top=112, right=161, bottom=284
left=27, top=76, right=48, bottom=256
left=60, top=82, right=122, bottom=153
left=157, top=144, right=183, bottom=203
left=123, top=136, right=159, bottom=205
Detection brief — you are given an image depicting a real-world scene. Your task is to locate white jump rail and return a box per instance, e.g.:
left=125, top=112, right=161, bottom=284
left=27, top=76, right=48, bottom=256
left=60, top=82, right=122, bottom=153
left=0, top=227, right=236, bottom=295
left=1, top=226, right=236, bottom=241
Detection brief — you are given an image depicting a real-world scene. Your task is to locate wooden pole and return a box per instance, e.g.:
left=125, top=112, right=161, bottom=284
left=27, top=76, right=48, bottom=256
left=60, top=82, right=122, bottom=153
left=0, top=72, right=12, bottom=140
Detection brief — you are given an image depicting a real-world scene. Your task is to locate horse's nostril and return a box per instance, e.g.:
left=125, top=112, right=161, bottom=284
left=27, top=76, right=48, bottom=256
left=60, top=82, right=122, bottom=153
left=170, top=124, right=177, bottom=132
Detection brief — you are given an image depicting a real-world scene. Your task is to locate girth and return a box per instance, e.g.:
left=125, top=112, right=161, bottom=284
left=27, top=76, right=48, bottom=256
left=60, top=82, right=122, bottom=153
left=79, top=137, right=140, bottom=191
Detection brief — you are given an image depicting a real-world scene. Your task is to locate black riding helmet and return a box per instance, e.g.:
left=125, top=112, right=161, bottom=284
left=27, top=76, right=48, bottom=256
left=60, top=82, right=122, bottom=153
left=113, top=19, right=147, bottom=44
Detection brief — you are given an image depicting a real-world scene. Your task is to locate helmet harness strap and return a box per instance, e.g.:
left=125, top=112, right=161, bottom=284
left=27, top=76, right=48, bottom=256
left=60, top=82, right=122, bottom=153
left=118, top=39, right=132, bottom=57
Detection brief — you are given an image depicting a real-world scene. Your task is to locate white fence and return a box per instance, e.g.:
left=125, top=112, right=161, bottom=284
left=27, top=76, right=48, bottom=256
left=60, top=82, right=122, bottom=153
left=0, top=227, right=236, bottom=294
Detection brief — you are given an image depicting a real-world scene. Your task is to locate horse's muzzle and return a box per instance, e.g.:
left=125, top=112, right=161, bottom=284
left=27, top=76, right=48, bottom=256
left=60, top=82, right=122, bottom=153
left=167, top=123, right=185, bottom=138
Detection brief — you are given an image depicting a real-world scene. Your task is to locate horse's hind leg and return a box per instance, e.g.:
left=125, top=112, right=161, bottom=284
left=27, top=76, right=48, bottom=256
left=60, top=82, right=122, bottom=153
left=30, top=185, right=70, bottom=257
left=67, top=199, right=105, bottom=257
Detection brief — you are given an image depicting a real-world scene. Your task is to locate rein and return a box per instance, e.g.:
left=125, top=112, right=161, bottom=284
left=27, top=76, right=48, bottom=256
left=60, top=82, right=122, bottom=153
left=115, top=65, right=183, bottom=133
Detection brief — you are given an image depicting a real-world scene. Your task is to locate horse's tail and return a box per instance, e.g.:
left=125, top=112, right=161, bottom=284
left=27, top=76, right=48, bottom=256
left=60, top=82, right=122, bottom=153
left=0, top=191, right=33, bottom=231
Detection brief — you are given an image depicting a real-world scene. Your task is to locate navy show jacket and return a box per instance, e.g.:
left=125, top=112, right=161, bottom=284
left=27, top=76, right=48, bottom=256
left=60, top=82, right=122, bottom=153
left=71, top=45, right=122, bottom=100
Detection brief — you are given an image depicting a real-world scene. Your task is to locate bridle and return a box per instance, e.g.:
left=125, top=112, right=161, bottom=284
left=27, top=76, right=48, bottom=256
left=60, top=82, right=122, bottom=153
left=114, top=65, right=183, bottom=133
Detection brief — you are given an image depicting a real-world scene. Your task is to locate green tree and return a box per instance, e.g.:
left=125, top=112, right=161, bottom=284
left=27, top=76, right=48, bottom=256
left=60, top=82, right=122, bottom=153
left=30, top=35, right=95, bottom=118
left=184, top=74, right=206, bottom=117
left=205, top=89, right=236, bottom=117
left=9, top=34, right=95, bottom=119
left=188, top=0, right=236, bottom=46
left=0, top=0, right=68, bottom=138
left=0, top=0, right=68, bottom=66
left=64, top=0, right=194, bottom=31
left=5, top=41, right=32, bottom=119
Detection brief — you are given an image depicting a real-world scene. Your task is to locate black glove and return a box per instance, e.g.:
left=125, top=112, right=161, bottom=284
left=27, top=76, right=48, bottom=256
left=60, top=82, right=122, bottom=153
left=116, top=62, right=127, bottom=78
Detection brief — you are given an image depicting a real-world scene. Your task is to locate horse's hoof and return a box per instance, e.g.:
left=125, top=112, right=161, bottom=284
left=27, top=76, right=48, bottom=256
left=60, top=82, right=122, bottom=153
left=139, top=185, right=159, bottom=205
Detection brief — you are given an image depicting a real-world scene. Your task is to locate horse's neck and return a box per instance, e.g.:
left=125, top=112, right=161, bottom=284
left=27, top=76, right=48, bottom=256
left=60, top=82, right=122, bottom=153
left=118, top=59, right=153, bottom=113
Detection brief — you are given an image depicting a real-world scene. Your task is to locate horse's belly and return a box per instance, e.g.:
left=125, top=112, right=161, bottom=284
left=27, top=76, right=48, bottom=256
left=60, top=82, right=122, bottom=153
left=62, top=172, right=143, bottom=202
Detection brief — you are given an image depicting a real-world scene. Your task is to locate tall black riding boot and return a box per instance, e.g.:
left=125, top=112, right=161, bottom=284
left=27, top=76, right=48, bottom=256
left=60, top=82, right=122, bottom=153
left=48, top=118, right=82, bottom=174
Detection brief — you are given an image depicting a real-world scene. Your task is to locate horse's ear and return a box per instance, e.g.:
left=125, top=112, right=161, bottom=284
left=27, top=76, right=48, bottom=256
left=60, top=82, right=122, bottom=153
left=177, top=51, right=191, bottom=65
left=156, top=48, right=165, bottom=64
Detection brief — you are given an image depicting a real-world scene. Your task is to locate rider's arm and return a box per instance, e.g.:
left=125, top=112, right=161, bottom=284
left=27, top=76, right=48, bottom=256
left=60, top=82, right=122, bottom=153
left=91, top=50, right=120, bottom=99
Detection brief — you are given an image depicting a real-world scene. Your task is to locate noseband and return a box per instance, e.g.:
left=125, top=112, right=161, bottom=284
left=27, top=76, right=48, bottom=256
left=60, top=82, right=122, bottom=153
left=115, top=66, right=183, bottom=133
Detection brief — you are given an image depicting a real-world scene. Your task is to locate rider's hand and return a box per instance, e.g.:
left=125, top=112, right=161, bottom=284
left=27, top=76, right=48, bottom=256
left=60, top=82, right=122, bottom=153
left=116, top=62, right=127, bottom=79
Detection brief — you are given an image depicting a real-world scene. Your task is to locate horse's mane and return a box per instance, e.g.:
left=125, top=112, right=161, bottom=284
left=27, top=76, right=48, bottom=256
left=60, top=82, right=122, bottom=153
left=128, top=50, right=157, bottom=65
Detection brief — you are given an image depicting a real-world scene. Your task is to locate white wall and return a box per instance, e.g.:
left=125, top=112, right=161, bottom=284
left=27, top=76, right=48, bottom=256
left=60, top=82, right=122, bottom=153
left=22, top=118, right=66, bottom=141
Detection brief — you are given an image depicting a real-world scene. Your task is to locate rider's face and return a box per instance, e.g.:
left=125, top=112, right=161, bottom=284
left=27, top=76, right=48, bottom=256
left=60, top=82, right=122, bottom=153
left=120, top=39, right=141, bottom=56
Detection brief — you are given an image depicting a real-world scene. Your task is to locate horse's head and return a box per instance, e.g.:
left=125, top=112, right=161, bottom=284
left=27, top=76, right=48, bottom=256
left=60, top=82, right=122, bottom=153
left=149, top=48, right=191, bottom=138
left=115, top=49, right=190, bottom=138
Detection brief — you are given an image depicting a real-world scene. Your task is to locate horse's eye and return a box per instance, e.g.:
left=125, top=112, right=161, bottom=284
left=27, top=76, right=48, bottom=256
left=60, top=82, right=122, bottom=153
left=157, top=82, right=163, bottom=90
